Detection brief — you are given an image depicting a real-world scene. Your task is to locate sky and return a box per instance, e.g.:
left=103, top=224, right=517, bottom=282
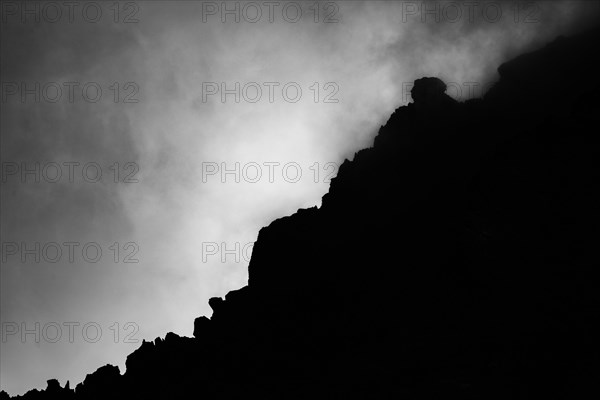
left=1, top=0, right=599, bottom=395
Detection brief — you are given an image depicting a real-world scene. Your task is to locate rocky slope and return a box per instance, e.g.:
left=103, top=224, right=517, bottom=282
left=4, top=27, right=600, bottom=400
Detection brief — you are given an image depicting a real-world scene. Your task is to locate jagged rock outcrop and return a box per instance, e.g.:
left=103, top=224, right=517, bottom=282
left=6, top=27, right=600, bottom=400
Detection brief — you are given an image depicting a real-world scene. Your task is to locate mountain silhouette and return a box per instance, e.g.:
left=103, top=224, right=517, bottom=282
left=4, top=27, right=600, bottom=400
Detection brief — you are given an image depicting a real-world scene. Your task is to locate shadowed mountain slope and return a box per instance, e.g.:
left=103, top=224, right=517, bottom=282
left=4, top=27, right=600, bottom=400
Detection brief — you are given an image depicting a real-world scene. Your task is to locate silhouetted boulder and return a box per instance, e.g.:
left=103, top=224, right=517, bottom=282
left=411, top=77, right=450, bottom=104
left=44, top=381, right=60, bottom=396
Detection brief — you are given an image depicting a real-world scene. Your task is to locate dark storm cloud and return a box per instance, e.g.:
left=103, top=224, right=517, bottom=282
left=1, top=6, right=145, bottom=394
left=2, top=22, right=140, bottom=79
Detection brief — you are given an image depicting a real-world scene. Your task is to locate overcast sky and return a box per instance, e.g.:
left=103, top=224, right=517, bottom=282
left=1, top=0, right=598, bottom=395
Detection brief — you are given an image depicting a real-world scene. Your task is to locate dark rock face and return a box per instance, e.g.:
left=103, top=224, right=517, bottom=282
left=410, top=77, right=455, bottom=109
left=5, top=28, right=600, bottom=400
